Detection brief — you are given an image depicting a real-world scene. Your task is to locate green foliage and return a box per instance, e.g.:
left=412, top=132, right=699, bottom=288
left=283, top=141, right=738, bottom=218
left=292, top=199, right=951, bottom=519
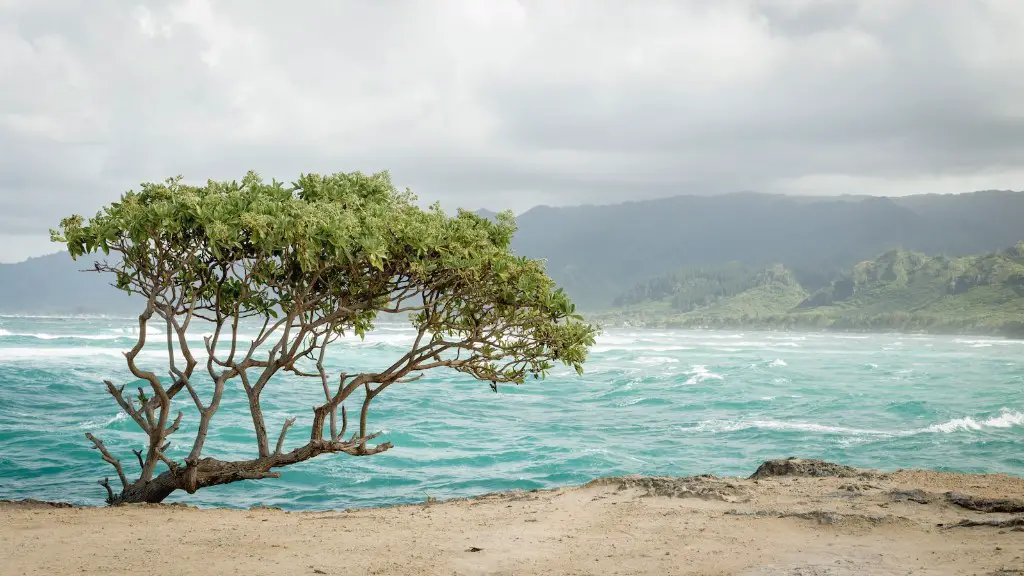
left=597, top=245, right=1024, bottom=336
left=612, top=262, right=760, bottom=311
left=51, top=170, right=595, bottom=384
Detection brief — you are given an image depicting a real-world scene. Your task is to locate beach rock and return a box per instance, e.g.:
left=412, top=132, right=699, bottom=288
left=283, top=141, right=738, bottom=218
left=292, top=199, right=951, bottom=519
left=726, top=509, right=900, bottom=526
left=749, top=458, right=862, bottom=480
left=946, top=517, right=1024, bottom=529
left=946, top=492, right=1024, bottom=514
left=0, top=499, right=75, bottom=509
left=889, top=489, right=935, bottom=504
left=590, top=475, right=750, bottom=502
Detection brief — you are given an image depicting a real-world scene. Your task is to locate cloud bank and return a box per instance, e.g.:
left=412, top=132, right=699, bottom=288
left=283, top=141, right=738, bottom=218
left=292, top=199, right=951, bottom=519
left=2, top=0, right=1023, bottom=261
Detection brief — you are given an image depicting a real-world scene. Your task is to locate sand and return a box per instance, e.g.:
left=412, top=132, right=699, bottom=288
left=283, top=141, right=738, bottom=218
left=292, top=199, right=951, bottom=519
left=2, top=459, right=1023, bottom=576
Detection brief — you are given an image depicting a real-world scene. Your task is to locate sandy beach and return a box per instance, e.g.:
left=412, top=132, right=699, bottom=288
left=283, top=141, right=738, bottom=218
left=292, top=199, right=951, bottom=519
left=2, top=459, right=1022, bottom=576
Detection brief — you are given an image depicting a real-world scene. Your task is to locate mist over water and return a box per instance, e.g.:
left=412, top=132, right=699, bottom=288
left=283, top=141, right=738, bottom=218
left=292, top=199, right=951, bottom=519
left=0, top=316, right=1021, bottom=510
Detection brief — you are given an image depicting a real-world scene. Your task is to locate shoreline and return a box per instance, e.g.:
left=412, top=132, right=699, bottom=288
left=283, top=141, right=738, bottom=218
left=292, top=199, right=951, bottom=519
left=5, top=459, right=1024, bottom=514
left=587, top=318, right=1024, bottom=340
left=5, top=458, right=1023, bottom=575
left=7, top=458, right=1023, bottom=514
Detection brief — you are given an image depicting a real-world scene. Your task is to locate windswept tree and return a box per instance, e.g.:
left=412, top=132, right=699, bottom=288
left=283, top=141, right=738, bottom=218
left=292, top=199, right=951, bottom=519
left=52, top=170, right=595, bottom=505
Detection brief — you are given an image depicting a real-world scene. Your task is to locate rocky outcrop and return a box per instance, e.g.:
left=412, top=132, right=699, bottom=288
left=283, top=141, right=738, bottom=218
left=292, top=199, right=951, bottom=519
left=748, top=458, right=864, bottom=480
left=588, top=474, right=750, bottom=502
left=946, top=492, right=1024, bottom=514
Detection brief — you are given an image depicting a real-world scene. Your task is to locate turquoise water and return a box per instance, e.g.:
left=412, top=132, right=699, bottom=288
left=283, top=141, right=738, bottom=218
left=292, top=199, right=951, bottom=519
left=0, top=316, right=1021, bottom=510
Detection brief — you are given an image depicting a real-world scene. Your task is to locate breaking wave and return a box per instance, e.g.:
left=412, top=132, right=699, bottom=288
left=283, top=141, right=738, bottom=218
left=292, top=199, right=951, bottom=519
left=688, top=409, right=1024, bottom=437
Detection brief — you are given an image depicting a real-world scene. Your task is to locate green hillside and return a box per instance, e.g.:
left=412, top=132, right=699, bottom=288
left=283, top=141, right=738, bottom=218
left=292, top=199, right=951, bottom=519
left=509, top=190, right=1024, bottom=310
left=595, top=243, right=1024, bottom=336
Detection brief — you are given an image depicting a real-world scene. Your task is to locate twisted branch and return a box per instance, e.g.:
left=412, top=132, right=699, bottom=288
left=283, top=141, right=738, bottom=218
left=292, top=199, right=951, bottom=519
left=275, top=417, right=297, bottom=455
left=85, top=433, right=128, bottom=490
left=97, top=478, right=115, bottom=504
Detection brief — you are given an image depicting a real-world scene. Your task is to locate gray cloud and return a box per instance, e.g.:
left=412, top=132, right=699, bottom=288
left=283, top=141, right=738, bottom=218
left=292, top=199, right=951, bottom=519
left=1, top=0, right=1023, bottom=261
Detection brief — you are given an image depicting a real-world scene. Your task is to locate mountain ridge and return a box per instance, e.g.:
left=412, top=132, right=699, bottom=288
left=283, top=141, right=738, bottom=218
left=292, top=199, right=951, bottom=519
left=596, top=242, right=1024, bottom=337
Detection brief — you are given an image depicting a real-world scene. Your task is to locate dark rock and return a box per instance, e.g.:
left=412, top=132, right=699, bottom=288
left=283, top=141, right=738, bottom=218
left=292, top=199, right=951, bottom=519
left=946, top=517, right=1024, bottom=529
left=889, top=489, right=935, bottom=504
left=782, top=511, right=887, bottom=525
left=725, top=509, right=894, bottom=525
left=749, top=458, right=862, bottom=480
left=0, top=499, right=75, bottom=509
left=946, top=492, right=1024, bottom=514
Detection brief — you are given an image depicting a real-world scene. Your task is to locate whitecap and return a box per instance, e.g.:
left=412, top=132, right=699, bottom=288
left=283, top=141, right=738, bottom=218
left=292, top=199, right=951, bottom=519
left=923, top=417, right=983, bottom=433
left=0, top=347, right=127, bottom=361
left=593, top=344, right=692, bottom=353
left=79, top=411, right=128, bottom=430
left=635, top=356, right=680, bottom=365
left=688, top=419, right=892, bottom=436
left=767, top=358, right=788, bottom=368
left=684, top=365, right=723, bottom=385
left=688, top=408, right=1024, bottom=437
left=954, top=338, right=1020, bottom=346
left=922, top=409, right=1024, bottom=433
left=0, top=332, right=124, bottom=341
left=981, top=408, right=1024, bottom=429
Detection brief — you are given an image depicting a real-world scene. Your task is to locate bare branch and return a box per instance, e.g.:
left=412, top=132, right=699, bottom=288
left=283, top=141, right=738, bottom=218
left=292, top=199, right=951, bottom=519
left=97, top=478, right=115, bottom=504
left=85, top=433, right=128, bottom=490
left=103, top=380, right=150, bottom=433
left=166, top=411, right=183, bottom=436
left=275, top=417, right=297, bottom=455
left=155, top=445, right=178, bottom=472
left=132, top=449, right=144, bottom=469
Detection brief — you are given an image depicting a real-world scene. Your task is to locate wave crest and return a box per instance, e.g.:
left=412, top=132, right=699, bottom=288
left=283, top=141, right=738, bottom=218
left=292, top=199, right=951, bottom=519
left=688, top=408, right=1024, bottom=437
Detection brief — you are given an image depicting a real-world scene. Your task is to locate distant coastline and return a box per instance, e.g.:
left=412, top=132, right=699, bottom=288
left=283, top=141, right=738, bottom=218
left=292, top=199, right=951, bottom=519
left=588, top=316, right=1024, bottom=340
left=593, top=244, right=1024, bottom=340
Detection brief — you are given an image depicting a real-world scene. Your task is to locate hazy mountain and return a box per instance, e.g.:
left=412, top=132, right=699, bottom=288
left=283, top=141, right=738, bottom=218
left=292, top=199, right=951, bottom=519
left=596, top=243, right=1024, bottom=337
left=0, top=252, right=136, bottom=315
left=509, top=190, right=1024, bottom=309
left=3, top=189, right=1024, bottom=314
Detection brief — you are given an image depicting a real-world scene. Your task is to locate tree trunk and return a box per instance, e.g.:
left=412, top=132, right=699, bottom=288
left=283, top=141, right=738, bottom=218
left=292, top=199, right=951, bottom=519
left=106, top=438, right=393, bottom=505
left=113, top=474, right=181, bottom=504
left=110, top=460, right=276, bottom=505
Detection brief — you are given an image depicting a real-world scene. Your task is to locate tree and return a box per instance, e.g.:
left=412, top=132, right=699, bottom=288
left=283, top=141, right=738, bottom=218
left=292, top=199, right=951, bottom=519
left=51, top=170, right=596, bottom=505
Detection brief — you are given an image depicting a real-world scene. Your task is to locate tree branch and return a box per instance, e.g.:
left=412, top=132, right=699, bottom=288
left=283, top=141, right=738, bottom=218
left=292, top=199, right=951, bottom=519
left=275, top=417, right=297, bottom=455
left=85, top=433, right=128, bottom=490
left=97, top=478, right=115, bottom=504
left=103, top=380, right=150, bottom=433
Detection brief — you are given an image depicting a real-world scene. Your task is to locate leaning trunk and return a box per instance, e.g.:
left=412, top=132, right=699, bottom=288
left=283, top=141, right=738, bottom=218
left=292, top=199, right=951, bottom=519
left=112, top=474, right=181, bottom=504
left=103, top=439, right=392, bottom=505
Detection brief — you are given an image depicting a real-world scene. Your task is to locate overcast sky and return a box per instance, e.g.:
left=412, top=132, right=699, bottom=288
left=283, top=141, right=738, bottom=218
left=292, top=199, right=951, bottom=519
left=2, top=0, right=1023, bottom=262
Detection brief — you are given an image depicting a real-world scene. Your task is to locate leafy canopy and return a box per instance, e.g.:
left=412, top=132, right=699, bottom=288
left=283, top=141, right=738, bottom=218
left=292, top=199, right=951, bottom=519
left=51, top=170, right=595, bottom=383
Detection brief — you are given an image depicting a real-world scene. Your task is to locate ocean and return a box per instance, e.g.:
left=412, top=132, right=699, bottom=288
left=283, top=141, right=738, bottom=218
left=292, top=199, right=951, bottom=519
left=0, top=316, right=1021, bottom=510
